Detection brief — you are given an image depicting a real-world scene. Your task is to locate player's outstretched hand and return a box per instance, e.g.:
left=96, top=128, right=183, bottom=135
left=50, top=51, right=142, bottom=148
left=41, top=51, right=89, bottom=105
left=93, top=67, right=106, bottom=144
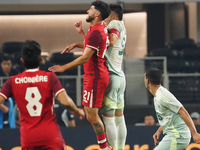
left=48, top=65, right=65, bottom=72
left=193, top=132, right=200, bottom=144
left=77, top=108, right=85, bottom=120
left=153, top=131, right=160, bottom=146
left=61, top=43, right=76, bottom=54
left=74, top=20, right=83, bottom=33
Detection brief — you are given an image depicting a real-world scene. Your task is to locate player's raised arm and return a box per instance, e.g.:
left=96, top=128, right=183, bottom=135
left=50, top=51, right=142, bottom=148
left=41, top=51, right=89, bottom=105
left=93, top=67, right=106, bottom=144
left=56, top=91, right=85, bottom=120
left=74, top=20, right=86, bottom=39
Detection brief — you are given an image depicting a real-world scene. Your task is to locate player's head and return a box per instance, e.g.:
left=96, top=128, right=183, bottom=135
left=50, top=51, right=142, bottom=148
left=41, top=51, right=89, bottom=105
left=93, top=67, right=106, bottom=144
left=144, top=68, right=162, bottom=88
left=86, top=1, right=111, bottom=22
left=21, top=40, right=41, bottom=69
left=110, top=3, right=123, bottom=20
left=104, top=3, right=123, bottom=26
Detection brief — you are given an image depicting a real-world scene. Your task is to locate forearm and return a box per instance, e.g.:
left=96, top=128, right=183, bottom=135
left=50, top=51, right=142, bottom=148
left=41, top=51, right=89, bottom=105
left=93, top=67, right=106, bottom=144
left=0, top=104, right=9, bottom=113
left=157, top=126, right=163, bottom=133
left=62, top=55, right=88, bottom=71
left=179, top=106, right=197, bottom=135
left=74, top=42, right=84, bottom=48
left=57, top=92, right=80, bottom=115
left=79, top=31, right=86, bottom=39
left=64, top=96, right=80, bottom=114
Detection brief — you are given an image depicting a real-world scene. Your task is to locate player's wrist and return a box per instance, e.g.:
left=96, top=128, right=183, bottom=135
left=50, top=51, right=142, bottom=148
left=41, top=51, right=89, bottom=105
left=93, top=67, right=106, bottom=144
left=78, top=29, right=84, bottom=34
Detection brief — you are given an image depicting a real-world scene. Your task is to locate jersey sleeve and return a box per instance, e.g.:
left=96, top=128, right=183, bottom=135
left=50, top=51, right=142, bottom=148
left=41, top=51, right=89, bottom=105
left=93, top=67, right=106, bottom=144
left=87, top=30, right=103, bottom=51
left=107, top=20, right=120, bottom=38
left=50, top=72, right=65, bottom=97
left=162, top=95, right=183, bottom=114
left=0, top=77, right=13, bottom=100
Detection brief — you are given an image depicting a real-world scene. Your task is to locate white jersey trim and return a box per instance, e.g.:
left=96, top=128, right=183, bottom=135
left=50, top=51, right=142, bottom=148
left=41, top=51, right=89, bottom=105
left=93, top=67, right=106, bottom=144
left=86, top=45, right=98, bottom=51
left=25, top=68, right=39, bottom=72
left=55, top=88, right=65, bottom=97
left=0, top=92, right=7, bottom=100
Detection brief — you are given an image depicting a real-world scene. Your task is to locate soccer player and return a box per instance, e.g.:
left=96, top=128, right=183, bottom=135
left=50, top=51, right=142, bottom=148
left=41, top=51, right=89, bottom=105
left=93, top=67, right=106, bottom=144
left=0, top=40, right=85, bottom=150
left=61, top=4, right=126, bottom=150
left=48, top=1, right=111, bottom=150
left=100, top=4, right=127, bottom=150
left=144, top=68, right=200, bottom=150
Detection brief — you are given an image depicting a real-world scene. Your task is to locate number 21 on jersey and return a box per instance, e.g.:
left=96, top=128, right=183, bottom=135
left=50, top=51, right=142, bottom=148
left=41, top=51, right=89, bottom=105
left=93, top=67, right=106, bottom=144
left=25, top=87, right=42, bottom=117
left=83, top=90, right=93, bottom=104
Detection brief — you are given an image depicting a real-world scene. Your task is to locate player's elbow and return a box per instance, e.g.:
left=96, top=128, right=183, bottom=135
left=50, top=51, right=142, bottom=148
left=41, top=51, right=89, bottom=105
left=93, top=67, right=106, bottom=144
left=3, top=108, right=9, bottom=113
left=81, top=56, right=90, bottom=63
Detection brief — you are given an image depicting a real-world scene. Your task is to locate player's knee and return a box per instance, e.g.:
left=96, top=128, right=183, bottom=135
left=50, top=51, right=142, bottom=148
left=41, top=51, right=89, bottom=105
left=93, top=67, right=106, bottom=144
left=86, top=114, right=98, bottom=124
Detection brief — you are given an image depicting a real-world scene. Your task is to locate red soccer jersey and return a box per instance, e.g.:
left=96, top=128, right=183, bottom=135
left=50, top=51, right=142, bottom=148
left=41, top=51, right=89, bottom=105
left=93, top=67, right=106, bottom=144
left=83, top=22, right=109, bottom=79
left=0, top=69, right=65, bottom=147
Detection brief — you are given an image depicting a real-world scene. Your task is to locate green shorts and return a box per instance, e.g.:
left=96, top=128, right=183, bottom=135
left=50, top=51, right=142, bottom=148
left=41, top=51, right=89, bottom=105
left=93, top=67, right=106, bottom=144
left=154, top=134, right=191, bottom=150
left=100, top=73, right=126, bottom=115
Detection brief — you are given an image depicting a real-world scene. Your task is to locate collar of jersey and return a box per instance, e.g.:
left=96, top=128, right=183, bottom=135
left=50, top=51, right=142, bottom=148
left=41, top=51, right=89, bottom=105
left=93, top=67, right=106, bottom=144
left=25, top=68, right=39, bottom=72
left=90, top=21, right=104, bottom=29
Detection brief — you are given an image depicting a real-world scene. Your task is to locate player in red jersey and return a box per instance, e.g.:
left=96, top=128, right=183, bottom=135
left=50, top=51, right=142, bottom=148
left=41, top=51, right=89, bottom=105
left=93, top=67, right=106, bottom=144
left=0, top=40, right=85, bottom=150
left=48, top=1, right=111, bottom=150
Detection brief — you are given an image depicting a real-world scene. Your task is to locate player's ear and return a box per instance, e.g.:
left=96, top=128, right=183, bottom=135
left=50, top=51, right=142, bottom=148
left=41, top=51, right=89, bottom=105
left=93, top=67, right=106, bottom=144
left=113, top=15, right=117, bottom=20
left=95, top=11, right=101, bottom=18
left=20, top=58, right=24, bottom=64
left=145, top=78, right=149, bottom=84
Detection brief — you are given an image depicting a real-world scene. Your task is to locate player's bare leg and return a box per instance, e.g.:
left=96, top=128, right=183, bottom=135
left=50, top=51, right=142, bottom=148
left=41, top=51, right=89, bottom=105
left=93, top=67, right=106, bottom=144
left=84, top=106, right=109, bottom=150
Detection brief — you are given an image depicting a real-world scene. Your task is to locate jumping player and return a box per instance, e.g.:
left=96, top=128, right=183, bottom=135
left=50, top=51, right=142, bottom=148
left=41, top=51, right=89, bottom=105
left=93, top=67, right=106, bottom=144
left=100, top=4, right=127, bottom=150
left=48, top=1, right=111, bottom=150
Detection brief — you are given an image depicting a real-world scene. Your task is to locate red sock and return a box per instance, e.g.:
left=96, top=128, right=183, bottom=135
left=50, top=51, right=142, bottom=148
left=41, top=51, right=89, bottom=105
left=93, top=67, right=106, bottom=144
left=96, top=133, right=107, bottom=149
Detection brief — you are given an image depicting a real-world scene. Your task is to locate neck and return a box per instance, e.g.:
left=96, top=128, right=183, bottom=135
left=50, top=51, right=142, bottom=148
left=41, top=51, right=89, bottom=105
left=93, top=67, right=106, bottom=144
left=90, top=19, right=102, bottom=26
left=26, top=67, right=39, bottom=70
left=149, top=85, right=161, bottom=97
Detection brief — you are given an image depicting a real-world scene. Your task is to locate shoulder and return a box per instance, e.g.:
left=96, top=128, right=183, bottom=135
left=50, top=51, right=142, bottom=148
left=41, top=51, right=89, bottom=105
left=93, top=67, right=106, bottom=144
left=88, top=30, right=103, bottom=41
left=108, top=20, right=120, bottom=29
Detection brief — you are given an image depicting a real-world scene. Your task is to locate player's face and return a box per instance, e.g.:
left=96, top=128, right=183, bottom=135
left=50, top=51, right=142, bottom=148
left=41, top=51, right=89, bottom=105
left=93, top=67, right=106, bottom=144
left=1, top=60, right=12, bottom=74
left=86, top=5, right=98, bottom=22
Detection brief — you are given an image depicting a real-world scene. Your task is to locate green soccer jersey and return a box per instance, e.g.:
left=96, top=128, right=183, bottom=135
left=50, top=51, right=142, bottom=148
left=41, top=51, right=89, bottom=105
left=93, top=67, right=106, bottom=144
left=154, top=86, right=191, bottom=138
left=105, top=20, right=126, bottom=77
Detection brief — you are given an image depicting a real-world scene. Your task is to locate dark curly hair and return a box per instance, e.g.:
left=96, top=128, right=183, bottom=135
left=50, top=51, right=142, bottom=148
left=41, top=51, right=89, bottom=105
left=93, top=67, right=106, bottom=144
left=91, top=1, right=111, bottom=20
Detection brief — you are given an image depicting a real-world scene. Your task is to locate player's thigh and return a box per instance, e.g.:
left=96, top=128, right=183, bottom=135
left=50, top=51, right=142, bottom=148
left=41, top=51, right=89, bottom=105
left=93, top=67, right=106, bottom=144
left=82, top=77, right=109, bottom=108
left=101, top=75, right=125, bottom=115
left=155, top=135, right=190, bottom=150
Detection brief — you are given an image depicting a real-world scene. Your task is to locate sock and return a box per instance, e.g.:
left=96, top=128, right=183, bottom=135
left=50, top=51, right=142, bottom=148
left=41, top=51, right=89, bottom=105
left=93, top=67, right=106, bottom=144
left=115, top=115, right=127, bottom=150
left=97, top=132, right=108, bottom=150
left=102, top=115, right=117, bottom=150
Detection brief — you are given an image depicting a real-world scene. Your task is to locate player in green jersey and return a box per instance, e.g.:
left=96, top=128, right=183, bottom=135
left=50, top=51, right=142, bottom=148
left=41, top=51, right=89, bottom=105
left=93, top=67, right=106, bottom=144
left=144, top=68, right=200, bottom=150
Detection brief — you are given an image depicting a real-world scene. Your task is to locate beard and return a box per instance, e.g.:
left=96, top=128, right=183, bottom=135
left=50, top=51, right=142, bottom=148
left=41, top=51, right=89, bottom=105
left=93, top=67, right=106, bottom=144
left=86, top=16, right=94, bottom=22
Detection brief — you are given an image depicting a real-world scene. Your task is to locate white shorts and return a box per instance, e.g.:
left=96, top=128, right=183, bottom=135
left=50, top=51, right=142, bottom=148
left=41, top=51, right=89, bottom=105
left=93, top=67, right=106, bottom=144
left=101, top=73, right=126, bottom=115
